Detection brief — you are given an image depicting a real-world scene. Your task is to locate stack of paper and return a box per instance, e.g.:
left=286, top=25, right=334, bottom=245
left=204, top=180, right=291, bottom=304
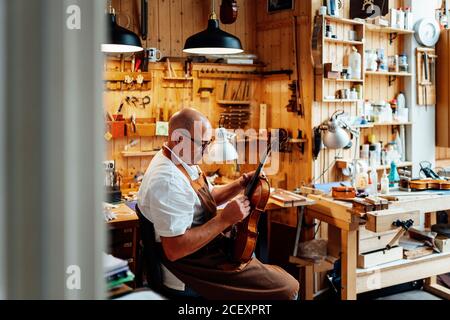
left=104, top=253, right=135, bottom=289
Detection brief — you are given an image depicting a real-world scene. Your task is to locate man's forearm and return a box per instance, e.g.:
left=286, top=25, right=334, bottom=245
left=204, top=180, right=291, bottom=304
left=211, top=179, right=244, bottom=205
left=161, top=214, right=230, bottom=262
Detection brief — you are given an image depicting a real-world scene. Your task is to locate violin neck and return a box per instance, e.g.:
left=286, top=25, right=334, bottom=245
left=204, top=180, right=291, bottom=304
left=244, top=142, right=273, bottom=197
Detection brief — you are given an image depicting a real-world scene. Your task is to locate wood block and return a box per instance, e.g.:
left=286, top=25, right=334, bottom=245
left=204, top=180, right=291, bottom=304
left=404, top=246, right=434, bottom=260
left=357, top=246, right=403, bottom=268
left=435, top=236, right=450, bottom=253
left=365, top=209, right=420, bottom=233
left=358, top=227, right=399, bottom=254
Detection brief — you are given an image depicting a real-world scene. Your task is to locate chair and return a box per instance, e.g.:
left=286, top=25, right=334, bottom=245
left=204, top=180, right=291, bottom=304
left=135, top=204, right=201, bottom=300
left=135, top=204, right=164, bottom=293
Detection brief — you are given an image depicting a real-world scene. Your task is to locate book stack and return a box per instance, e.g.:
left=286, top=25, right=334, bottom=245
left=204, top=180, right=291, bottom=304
left=269, top=188, right=307, bottom=207
left=104, top=253, right=135, bottom=290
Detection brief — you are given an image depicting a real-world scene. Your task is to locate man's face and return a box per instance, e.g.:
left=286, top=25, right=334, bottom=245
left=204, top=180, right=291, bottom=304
left=172, top=118, right=213, bottom=165
left=190, top=120, right=213, bottom=165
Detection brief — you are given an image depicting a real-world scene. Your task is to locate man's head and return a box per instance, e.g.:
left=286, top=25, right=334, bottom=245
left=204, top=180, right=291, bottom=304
left=167, top=108, right=213, bottom=165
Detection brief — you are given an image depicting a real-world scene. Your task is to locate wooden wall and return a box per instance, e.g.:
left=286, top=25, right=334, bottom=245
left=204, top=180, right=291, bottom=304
left=437, top=147, right=450, bottom=160
left=110, top=0, right=256, bottom=57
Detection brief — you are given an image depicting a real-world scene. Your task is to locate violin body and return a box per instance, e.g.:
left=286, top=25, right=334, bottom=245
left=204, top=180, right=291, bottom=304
left=410, top=179, right=450, bottom=190
left=220, top=0, right=238, bottom=25
left=233, top=175, right=271, bottom=263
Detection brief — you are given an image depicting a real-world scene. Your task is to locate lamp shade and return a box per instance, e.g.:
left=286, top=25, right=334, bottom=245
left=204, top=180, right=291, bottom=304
left=322, top=118, right=351, bottom=149
left=102, top=13, right=143, bottom=53
left=183, top=17, right=243, bottom=55
left=205, top=128, right=238, bottom=162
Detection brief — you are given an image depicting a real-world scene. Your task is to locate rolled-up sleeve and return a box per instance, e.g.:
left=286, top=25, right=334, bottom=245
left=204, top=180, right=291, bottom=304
left=147, top=177, right=196, bottom=237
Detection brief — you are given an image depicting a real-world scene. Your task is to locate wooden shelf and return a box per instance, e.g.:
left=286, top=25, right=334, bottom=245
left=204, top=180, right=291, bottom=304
left=373, top=121, right=412, bottom=127
left=121, top=151, right=159, bottom=157
left=322, top=99, right=362, bottom=103
left=288, top=138, right=308, bottom=144
left=217, top=100, right=251, bottom=105
left=104, top=71, right=152, bottom=82
left=162, top=77, right=193, bottom=81
left=336, top=159, right=413, bottom=171
left=324, top=15, right=364, bottom=26
left=365, top=71, right=412, bottom=77
left=325, top=78, right=364, bottom=83
left=355, top=122, right=413, bottom=129
left=324, top=37, right=364, bottom=46
left=365, top=24, right=415, bottom=35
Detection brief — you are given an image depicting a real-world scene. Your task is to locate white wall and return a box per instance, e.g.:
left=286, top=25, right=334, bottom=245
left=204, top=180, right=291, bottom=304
left=405, top=0, right=439, bottom=175
left=0, top=0, right=106, bottom=299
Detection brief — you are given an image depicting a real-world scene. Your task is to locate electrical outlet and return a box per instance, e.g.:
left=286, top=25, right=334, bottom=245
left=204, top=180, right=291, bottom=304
left=103, top=160, right=115, bottom=171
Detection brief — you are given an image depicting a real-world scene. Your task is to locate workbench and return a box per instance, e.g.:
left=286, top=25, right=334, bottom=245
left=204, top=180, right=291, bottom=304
left=291, top=191, right=450, bottom=300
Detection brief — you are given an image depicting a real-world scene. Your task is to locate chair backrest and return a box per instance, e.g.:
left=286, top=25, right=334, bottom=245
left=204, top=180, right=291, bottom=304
left=135, top=204, right=164, bottom=293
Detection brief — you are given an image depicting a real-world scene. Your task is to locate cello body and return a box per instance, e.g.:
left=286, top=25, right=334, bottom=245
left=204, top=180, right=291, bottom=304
left=233, top=175, right=271, bottom=263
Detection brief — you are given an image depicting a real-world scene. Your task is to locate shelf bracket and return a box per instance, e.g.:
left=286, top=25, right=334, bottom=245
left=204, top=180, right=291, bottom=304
left=388, top=75, right=397, bottom=86
left=389, top=32, right=398, bottom=45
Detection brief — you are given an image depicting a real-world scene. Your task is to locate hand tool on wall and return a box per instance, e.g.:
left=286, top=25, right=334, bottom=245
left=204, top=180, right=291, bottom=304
left=141, top=0, right=148, bottom=40
left=223, top=79, right=228, bottom=100
left=292, top=15, right=305, bottom=117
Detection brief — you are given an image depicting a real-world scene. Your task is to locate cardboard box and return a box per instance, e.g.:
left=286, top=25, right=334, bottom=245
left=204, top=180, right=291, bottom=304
left=324, top=63, right=343, bottom=73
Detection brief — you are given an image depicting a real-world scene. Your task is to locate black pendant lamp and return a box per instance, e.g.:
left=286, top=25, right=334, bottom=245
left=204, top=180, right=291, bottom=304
left=183, top=0, right=243, bottom=55
left=102, top=6, right=143, bottom=53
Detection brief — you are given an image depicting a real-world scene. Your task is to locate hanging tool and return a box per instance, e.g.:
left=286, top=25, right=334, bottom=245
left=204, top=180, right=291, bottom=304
left=223, top=79, right=228, bottom=100
left=141, top=0, right=148, bottom=40
left=292, top=15, right=305, bottom=117
left=423, top=52, right=429, bottom=107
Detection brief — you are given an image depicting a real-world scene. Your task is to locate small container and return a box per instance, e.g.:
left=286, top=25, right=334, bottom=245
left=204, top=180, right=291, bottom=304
left=369, top=145, right=377, bottom=165
left=360, top=144, right=370, bottom=160
left=380, top=170, right=390, bottom=194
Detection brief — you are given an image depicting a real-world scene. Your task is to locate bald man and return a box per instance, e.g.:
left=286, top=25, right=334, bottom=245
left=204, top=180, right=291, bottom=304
left=137, top=108, right=299, bottom=300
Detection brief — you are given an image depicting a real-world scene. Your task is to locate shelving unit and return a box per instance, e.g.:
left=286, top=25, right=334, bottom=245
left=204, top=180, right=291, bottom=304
left=315, top=15, right=365, bottom=102
left=315, top=14, right=415, bottom=176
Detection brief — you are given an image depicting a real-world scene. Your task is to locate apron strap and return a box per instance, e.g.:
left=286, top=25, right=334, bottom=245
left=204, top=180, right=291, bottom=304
left=162, top=146, right=217, bottom=220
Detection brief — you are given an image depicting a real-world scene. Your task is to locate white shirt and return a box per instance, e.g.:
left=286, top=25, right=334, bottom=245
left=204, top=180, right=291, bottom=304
left=137, top=145, right=213, bottom=291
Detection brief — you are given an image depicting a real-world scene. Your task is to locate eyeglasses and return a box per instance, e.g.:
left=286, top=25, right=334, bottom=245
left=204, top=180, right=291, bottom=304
left=180, top=132, right=212, bottom=151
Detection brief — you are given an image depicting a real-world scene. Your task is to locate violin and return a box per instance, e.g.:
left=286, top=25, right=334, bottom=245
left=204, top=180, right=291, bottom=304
left=409, top=179, right=450, bottom=191
left=232, top=140, right=275, bottom=263
left=220, top=0, right=238, bottom=25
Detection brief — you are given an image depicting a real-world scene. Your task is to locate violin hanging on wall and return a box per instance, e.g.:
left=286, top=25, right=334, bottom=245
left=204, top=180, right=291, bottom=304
left=220, top=0, right=238, bottom=25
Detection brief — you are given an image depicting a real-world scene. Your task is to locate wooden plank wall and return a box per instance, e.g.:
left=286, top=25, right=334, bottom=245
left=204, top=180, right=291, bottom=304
left=437, top=147, right=450, bottom=160
left=104, top=60, right=263, bottom=182
left=110, top=0, right=256, bottom=57
left=254, top=0, right=314, bottom=226
left=104, top=0, right=258, bottom=183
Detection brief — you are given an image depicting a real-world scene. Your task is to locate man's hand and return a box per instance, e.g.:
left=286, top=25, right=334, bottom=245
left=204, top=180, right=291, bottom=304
left=239, top=170, right=257, bottom=188
left=219, top=195, right=251, bottom=226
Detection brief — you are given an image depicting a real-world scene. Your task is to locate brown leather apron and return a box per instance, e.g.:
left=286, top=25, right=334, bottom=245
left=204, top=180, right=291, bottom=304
left=159, top=147, right=299, bottom=300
